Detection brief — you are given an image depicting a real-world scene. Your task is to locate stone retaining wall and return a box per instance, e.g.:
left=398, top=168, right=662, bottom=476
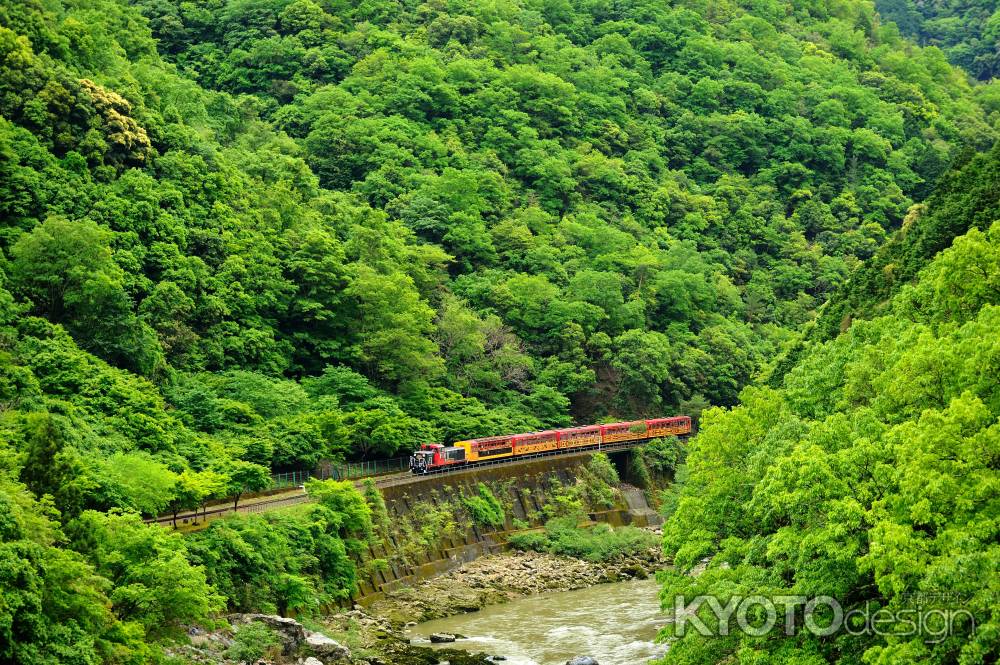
left=347, top=452, right=662, bottom=607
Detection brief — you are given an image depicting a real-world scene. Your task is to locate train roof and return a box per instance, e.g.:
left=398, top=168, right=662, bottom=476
left=457, top=416, right=688, bottom=445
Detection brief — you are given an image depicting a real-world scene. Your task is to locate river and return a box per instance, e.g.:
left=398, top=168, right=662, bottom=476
left=406, top=578, right=669, bottom=665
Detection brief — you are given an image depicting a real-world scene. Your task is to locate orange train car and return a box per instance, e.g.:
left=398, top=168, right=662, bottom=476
left=513, top=430, right=560, bottom=455
left=600, top=420, right=648, bottom=443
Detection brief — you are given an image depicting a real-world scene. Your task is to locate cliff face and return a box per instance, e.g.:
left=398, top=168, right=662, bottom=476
left=352, top=452, right=664, bottom=605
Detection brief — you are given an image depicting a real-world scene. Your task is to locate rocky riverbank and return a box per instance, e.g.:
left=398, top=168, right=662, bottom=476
left=364, top=546, right=664, bottom=627
left=316, top=534, right=665, bottom=664
left=166, top=530, right=666, bottom=665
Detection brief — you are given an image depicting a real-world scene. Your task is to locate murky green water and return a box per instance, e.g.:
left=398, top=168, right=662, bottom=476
left=406, top=578, right=669, bottom=665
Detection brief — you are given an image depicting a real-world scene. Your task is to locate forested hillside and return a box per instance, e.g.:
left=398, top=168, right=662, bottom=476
left=1, top=0, right=995, bottom=506
left=1, top=0, right=999, bottom=660
left=659, top=150, right=1000, bottom=663
left=814, top=142, right=1000, bottom=339
left=875, top=0, right=1000, bottom=80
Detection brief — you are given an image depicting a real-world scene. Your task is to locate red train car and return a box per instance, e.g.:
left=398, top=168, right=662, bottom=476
left=558, top=425, right=602, bottom=449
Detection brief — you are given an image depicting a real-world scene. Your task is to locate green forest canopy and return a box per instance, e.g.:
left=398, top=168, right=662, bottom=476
left=0, top=0, right=998, bottom=661
left=875, top=0, right=1000, bottom=80
left=659, top=147, right=1000, bottom=664
left=1, top=0, right=997, bottom=521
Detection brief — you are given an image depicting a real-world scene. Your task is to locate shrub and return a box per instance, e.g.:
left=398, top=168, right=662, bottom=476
left=577, top=454, right=619, bottom=508
left=509, top=517, right=660, bottom=562
left=362, top=478, right=390, bottom=536
left=642, top=437, right=685, bottom=475
left=417, top=501, right=458, bottom=545
left=542, top=483, right=586, bottom=519
left=463, top=483, right=505, bottom=528
left=508, top=530, right=551, bottom=552
left=587, top=453, right=620, bottom=486
left=628, top=449, right=653, bottom=488
left=226, top=622, right=281, bottom=662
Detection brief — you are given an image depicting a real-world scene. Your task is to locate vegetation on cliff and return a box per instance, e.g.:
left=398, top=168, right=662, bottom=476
left=659, top=155, right=1000, bottom=663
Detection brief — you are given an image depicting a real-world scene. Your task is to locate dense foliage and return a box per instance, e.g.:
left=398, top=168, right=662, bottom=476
left=0, top=0, right=995, bottom=523
left=875, top=0, right=1000, bottom=79
left=1, top=0, right=997, bottom=506
left=186, top=479, right=372, bottom=615
left=463, top=482, right=506, bottom=527
left=658, top=162, right=1000, bottom=663
left=812, top=141, right=1000, bottom=340
left=1, top=0, right=998, bottom=661
left=509, top=517, right=660, bottom=562
left=0, top=474, right=373, bottom=663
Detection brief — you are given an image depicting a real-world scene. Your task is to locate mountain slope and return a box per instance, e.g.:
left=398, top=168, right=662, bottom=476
left=659, top=149, right=1000, bottom=664
left=875, top=0, right=1000, bottom=80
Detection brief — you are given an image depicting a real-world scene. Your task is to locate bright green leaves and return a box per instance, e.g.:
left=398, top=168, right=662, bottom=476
left=185, top=482, right=372, bottom=613
left=10, top=217, right=163, bottom=375
left=222, top=460, right=271, bottom=510
left=338, top=397, right=439, bottom=458
left=661, top=220, right=1000, bottom=663
left=101, top=452, right=177, bottom=517
left=913, top=222, right=1000, bottom=325
left=67, top=510, right=223, bottom=634
left=344, top=265, right=444, bottom=389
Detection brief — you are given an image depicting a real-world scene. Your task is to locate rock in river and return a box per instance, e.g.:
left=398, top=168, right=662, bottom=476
left=430, top=632, right=458, bottom=643
left=567, top=658, right=599, bottom=665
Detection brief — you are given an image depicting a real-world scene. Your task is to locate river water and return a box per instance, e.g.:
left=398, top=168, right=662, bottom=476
left=406, top=578, right=669, bottom=665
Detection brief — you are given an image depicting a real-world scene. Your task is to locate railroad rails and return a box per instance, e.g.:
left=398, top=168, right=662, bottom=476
left=148, top=416, right=690, bottom=527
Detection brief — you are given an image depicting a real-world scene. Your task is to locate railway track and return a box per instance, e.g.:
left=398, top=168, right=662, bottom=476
left=150, top=436, right=679, bottom=527
left=370, top=437, right=668, bottom=488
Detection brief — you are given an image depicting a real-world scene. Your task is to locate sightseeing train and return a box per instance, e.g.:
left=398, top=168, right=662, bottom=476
left=408, top=416, right=691, bottom=474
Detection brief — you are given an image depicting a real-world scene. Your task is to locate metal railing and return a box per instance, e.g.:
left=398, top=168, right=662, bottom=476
left=270, top=469, right=313, bottom=488
left=321, top=456, right=409, bottom=480
left=271, top=456, right=408, bottom=488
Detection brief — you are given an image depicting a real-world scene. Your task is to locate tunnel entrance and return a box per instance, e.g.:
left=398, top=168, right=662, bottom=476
left=607, top=449, right=631, bottom=482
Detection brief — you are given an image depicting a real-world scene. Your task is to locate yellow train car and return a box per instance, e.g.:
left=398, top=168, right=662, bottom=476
left=600, top=420, right=648, bottom=443
left=459, top=435, right=515, bottom=462
left=645, top=416, right=692, bottom=438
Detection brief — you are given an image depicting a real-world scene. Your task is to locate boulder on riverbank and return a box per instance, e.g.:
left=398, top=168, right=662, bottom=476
left=304, top=630, right=350, bottom=660
left=223, top=613, right=349, bottom=662
left=567, top=657, right=599, bottom=665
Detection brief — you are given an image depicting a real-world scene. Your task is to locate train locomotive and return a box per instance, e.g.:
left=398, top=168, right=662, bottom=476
left=408, top=416, right=691, bottom=474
